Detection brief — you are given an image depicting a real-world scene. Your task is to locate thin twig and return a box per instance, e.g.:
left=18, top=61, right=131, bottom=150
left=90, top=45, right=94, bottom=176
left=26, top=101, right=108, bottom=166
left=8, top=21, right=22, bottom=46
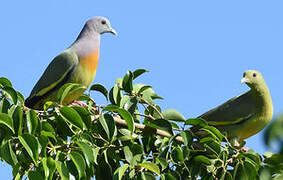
left=173, top=128, right=182, bottom=132
left=134, top=113, right=155, bottom=120
left=27, top=163, right=34, bottom=172
left=141, top=103, right=149, bottom=113
left=141, top=98, right=164, bottom=119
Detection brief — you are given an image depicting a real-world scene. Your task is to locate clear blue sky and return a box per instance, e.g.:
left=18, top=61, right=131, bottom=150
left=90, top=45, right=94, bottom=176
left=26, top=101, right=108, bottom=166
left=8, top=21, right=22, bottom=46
left=1, top=0, right=283, bottom=178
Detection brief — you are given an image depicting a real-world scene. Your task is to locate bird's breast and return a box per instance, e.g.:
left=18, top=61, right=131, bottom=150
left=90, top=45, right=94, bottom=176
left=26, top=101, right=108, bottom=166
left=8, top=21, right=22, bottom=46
left=70, top=49, right=100, bottom=87
left=79, top=49, right=100, bottom=74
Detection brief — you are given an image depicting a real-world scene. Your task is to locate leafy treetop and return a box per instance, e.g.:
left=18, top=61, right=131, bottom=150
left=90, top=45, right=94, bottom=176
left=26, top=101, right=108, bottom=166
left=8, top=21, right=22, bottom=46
left=0, top=69, right=282, bottom=180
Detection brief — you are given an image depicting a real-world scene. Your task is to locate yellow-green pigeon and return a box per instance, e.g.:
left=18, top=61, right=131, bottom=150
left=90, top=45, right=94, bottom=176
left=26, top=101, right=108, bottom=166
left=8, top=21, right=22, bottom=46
left=197, top=70, right=273, bottom=147
left=25, top=17, right=117, bottom=110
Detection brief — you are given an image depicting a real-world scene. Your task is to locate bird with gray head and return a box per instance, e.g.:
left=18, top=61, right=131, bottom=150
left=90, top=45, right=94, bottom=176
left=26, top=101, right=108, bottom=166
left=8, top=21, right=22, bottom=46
left=25, top=16, right=117, bottom=110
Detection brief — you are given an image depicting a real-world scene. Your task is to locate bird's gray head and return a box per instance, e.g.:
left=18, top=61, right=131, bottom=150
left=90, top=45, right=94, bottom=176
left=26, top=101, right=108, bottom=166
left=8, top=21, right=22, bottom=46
left=86, top=16, right=117, bottom=35
left=241, top=70, right=266, bottom=89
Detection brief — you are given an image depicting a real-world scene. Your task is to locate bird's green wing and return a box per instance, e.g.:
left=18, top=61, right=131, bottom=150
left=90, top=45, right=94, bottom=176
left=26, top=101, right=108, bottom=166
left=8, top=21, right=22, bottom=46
left=199, top=91, right=256, bottom=126
left=28, top=50, right=78, bottom=99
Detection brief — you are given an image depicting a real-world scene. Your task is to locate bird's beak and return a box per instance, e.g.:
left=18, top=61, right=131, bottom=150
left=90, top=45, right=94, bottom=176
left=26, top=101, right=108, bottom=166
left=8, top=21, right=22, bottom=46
left=241, top=77, right=249, bottom=84
left=109, top=28, right=117, bottom=35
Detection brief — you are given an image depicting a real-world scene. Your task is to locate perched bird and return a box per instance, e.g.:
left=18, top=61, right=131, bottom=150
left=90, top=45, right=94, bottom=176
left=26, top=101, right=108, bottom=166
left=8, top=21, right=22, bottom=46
left=25, top=17, right=117, bottom=110
left=197, top=70, right=273, bottom=147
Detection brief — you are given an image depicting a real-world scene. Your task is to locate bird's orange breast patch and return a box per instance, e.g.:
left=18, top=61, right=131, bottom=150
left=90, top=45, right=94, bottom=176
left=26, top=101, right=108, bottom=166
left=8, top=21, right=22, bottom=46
left=79, top=49, right=100, bottom=73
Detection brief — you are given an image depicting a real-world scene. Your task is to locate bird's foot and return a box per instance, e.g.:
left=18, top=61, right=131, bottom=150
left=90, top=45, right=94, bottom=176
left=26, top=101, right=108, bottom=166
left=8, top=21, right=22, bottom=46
left=69, top=100, right=88, bottom=107
left=241, top=146, right=249, bottom=152
left=230, top=138, right=240, bottom=148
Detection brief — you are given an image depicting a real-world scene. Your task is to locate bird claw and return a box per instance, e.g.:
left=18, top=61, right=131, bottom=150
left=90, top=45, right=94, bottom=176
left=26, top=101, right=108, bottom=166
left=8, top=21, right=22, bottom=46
left=69, top=101, right=88, bottom=107
left=241, top=146, right=249, bottom=152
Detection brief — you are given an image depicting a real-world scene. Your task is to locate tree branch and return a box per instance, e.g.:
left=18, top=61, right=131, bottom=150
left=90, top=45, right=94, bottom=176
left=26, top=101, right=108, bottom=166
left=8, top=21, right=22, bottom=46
left=91, top=115, right=184, bottom=143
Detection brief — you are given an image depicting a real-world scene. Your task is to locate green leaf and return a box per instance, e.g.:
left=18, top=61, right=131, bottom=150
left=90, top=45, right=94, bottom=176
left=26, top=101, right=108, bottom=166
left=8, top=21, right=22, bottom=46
left=113, top=164, right=129, bottom=180
left=124, top=96, right=138, bottom=114
left=133, top=84, right=152, bottom=95
left=156, top=158, right=168, bottom=171
left=224, top=171, right=233, bottom=180
left=41, top=131, right=56, bottom=141
left=120, top=95, right=130, bottom=109
left=103, top=105, right=134, bottom=133
left=41, top=121, right=55, bottom=133
left=117, top=108, right=135, bottom=133
left=122, top=70, right=134, bottom=93
left=234, top=162, right=248, bottom=180
left=0, top=140, right=18, bottom=166
left=162, top=109, right=185, bottom=122
left=18, top=134, right=40, bottom=165
left=243, top=159, right=257, bottom=180
left=0, top=77, right=12, bottom=87
left=99, top=113, right=116, bottom=141
left=69, top=151, right=86, bottom=179
left=43, top=101, right=57, bottom=111
left=205, top=140, right=221, bottom=155
left=26, top=109, right=38, bottom=135
left=137, top=162, right=160, bottom=175
left=113, top=84, right=122, bottom=105
left=56, top=161, right=70, bottom=180
left=115, top=78, right=123, bottom=88
left=57, top=83, right=86, bottom=104
left=247, top=149, right=261, bottom=161
left=145, top=119, right=173, bottom=135
left=123, top=146, right=133, bottom=164
left=27, top=171, right=45, bottom=180
left=0, top=113, right=14, bottom=134
left=133, top=69, right=149, bottom=80
left=76, top=141, right=94, bottom=167
left=199, top=137, right=215, bottom=144
left=2, top=86, right=18, bottom=104
left=93, top=147, right=100, bottom=165
left=72, top=106, right=91, bottom=129
left=103, top=104, right=120, bottom=111
left=185, top=118, right=208, bottom=126
left=201, top=126, right=224, bottom=141
left=59, top=106, right=85, bottom=130
left=16, top=91, right=25, bottom=104
left=38, top=135, right=49, bottom=154
left=95, top=159, right=113, bottom=179
left=180, top=130, right=193, bottom=146
left=54, top=115, right=73, bottom=138
left=264, top=114, right=283, bottom=147
left=141, top=172, right=155, bottom=180
left=90, top=83, right=108, bottom=100
left=118, top=128, right=138, bottom=141
left=41, top=121, right=56, bottom=140
left=163, top=173, right=177, bottom=180
left=109, top=87, right=115, bottom=105
left=171, top=146, right=184, bottom=163
left=142, top=87, right=163, bottom=101
left=77, top=94, right=92, bottom=102
left=12, top=105, right=22, bottom=136
left=42, top=157, right=56, bottom=180
left=131, top=144, right=143, bottom=156
left=13, top=171, right=21, bottom=180
left=193, top=155, right=212, bottom=165
left=0, top=98, right=10, bottom=113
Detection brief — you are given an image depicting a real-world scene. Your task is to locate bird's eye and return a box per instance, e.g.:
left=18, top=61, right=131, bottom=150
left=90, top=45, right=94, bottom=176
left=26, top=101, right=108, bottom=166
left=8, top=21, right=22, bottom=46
left=101, top=20, right=106, bottom=25
left=253, top=73, right=257, bottom=77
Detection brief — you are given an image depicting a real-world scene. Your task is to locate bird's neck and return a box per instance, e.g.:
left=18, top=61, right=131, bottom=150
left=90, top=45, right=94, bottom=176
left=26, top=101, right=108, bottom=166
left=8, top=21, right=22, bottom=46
left=251, top=86, right=273, bottom=115
left=69, top=24, right=101, bottom=59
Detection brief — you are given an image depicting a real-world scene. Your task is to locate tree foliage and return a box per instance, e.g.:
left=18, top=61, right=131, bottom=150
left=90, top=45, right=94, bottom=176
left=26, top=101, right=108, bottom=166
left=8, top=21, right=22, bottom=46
left=0, top=70, right=282, bottom=179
